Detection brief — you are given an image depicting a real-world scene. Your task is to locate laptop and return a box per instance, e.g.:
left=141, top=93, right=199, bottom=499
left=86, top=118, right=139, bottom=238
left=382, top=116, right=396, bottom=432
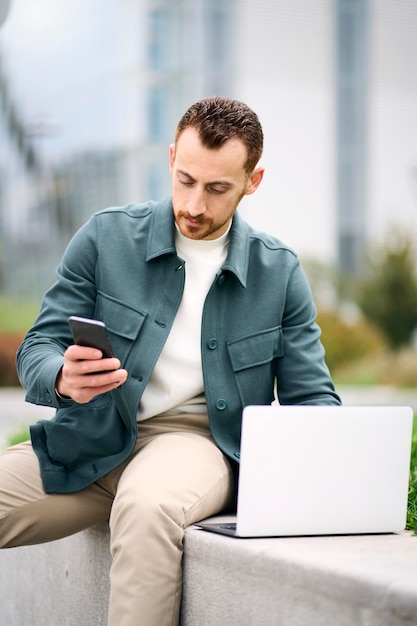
left=197, top=405, right=413, bottom=537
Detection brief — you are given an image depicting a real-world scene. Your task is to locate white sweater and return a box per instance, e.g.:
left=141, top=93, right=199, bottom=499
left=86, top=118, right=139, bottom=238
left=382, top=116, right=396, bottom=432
left=137, top=225, right=230, bottom=421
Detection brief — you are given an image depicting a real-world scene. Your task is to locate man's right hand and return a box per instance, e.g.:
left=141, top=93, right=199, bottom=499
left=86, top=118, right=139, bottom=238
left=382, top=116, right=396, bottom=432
left=56, top=344, right=128, bottom=404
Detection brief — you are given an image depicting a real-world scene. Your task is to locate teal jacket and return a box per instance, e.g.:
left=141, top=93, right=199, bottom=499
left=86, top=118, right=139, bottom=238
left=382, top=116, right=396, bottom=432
left=17, top=198, right=340, bottom=494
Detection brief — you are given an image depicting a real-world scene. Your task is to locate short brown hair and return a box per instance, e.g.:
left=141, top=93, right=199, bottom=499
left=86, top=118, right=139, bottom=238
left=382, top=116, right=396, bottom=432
left=175, top=97, right=264, bottom=175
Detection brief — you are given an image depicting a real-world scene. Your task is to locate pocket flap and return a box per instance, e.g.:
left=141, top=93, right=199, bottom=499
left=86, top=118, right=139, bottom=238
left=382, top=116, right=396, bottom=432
left=227, top=326, right=283, bottom=372
left=97, top=292, right=147, bottom=340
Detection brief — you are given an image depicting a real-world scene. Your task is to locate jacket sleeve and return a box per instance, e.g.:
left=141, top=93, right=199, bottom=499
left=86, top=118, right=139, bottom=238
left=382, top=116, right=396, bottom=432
left=16, top=216, right=100, bottom=409
left=276, top=259, right=341, bottom=406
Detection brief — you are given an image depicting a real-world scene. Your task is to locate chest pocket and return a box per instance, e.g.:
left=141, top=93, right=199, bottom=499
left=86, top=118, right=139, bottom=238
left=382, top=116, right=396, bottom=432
left=95, top=291, right=147, bottom=363
left=226, top=326, right=283, bottom=405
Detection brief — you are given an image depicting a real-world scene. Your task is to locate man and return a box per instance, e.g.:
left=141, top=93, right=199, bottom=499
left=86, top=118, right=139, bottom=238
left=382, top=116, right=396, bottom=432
left=0, top=97, right=340, bottom=625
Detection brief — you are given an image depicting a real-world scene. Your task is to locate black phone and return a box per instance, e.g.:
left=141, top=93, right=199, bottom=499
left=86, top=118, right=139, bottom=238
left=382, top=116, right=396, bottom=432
left=68, top=316, right=114, bottom=359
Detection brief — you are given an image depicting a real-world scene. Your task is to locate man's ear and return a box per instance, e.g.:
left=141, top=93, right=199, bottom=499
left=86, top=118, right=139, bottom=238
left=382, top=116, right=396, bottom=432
left=245, top=167, right=264, bottom=196
left=169, top=144, right=176, bottom=172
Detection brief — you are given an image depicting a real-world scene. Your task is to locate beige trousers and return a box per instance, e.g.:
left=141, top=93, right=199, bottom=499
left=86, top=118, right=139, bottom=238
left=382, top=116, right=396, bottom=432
left=0, top=413, right=235, bottom=626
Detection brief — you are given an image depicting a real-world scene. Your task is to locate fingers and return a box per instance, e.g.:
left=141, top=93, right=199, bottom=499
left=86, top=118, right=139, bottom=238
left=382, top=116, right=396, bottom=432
left=65, top=344, right=110, bottom=365
left=57, top=345, right=128, bottom=404
left=68, top=369, right=128, bottom=404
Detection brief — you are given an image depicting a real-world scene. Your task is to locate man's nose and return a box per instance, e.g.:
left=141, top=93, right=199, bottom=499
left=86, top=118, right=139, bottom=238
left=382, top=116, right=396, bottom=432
left=187, top=190, right=206, bottom=217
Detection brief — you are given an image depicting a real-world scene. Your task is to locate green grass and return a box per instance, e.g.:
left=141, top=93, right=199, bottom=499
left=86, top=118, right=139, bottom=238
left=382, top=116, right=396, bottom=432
left=406, top=417, right=417, bottom=534
left=7, top=425, right=31, bottom=447
left=0, top=298, right=40, bottom=332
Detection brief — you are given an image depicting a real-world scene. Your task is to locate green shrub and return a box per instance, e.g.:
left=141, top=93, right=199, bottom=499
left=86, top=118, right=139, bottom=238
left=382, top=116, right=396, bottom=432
left=332, top=349, right=417, bottom=388
left=357, top=229, right=417, bottom=349
left=380, top=350, right=417, bottom=388
left=0, top=297, right=37, bottom=387
left=317, top=310, right=386, bottom=373
left=0, top=332, right=24, bottom=387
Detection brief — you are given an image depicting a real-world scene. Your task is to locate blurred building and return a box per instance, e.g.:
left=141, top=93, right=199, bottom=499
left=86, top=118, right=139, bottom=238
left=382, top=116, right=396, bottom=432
left=234, top=0, right=417, bottom=278
left=0, top=0, right=416, bottom=299
left=336, top=0, right=369, bottom=275
left=0, top=0, right=237, bottom=297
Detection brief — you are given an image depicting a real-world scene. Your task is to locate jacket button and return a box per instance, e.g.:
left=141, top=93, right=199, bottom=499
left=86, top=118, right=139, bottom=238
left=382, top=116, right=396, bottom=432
left=217, top=274, right=225, bottom=285
left=216, top=399, right=227, bottom=410
left=208, top=338, right=217, bottom=350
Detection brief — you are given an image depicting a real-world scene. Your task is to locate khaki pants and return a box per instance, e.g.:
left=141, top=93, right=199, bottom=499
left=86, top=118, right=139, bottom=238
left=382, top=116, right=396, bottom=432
left=0, top=413, right=235, bottom=626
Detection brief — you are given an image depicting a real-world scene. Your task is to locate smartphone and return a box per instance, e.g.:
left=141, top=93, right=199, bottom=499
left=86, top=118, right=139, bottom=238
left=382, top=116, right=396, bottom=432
left=68, top=316, right=114, bottom=359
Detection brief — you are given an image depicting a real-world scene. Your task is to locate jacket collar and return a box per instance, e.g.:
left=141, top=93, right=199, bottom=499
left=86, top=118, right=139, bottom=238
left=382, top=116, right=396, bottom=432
left=146, top=197, right=250, bottom=288
left=146, top=197, right=177, bottom=260
left=223, top=211, right=250, bottom=288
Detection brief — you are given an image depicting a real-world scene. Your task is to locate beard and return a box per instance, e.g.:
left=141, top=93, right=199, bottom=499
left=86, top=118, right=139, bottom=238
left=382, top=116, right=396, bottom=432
left=174, top=212, right=219, bottom=240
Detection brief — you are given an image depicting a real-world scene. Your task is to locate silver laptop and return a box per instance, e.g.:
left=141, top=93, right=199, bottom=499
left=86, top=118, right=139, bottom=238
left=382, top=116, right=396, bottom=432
left=197, top=405, right=413, bottom=537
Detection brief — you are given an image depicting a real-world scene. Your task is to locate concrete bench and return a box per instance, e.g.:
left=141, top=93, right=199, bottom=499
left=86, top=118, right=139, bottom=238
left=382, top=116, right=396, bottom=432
left=1, top=516, right=417, bottom=626
left=182, top=521, right=417, bottom=626
left=0, top=522, right=111, bottom=626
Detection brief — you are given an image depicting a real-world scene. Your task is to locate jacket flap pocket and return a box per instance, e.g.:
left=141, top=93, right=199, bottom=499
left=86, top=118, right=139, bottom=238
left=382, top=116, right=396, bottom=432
left=97, top=292, right=147, bottom=340
left=227, top=326, right=283, bottom=372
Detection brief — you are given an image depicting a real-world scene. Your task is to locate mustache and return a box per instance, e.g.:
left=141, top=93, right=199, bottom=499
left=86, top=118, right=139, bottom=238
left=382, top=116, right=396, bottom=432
left=178, top=212, right=205, bottom=223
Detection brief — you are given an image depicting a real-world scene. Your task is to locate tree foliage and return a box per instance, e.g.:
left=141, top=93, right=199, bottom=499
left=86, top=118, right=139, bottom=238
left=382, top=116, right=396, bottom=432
left=357, top=228, right=417, bottom=349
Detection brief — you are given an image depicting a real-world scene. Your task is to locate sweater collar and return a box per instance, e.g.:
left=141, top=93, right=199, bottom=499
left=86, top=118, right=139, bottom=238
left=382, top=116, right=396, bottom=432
left=146, top=197, right=250, bottom=288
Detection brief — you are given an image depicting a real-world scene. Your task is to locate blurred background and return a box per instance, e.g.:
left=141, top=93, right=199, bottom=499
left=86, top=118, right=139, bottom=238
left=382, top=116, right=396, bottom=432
left=0, top=0, right=417, bottom=389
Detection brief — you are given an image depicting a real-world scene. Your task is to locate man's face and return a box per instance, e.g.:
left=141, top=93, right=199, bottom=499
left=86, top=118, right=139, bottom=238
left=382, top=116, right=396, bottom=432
left=170, top=127, right=261, bottom=240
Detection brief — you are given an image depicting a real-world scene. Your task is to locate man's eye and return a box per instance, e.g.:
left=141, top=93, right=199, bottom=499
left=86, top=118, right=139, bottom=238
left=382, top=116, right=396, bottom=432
left=179, top=179, right=194, bottom=186
left=209, top=187, right=226, bottom=195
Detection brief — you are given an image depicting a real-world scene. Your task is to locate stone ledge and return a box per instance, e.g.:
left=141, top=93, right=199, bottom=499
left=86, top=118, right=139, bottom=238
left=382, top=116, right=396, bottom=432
left=182, top=518, right=417, bottom=626
left=0, top=522, right=111, bottom=626
left=1, top=517, right=417, bottom=625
